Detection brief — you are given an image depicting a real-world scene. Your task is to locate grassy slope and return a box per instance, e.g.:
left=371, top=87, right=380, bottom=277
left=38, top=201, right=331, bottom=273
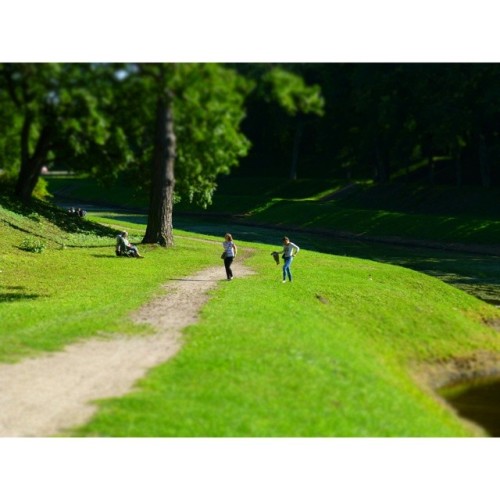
left=0, top=196, right=218, bottom=362
left=47, top=174, right=500, bottom=246
left=2, top=192, right=499, bottom=436
left=179, top=177, right=500, bottom=246
left=73, top=228, right=500, bottom=437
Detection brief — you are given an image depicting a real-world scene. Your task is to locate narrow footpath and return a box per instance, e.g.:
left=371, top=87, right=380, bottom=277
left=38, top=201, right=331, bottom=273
left=0, top=260, right=254, bottom=437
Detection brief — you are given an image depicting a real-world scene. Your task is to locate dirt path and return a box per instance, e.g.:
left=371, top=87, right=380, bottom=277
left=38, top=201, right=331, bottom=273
left=0, top=259, right=254, bottom=437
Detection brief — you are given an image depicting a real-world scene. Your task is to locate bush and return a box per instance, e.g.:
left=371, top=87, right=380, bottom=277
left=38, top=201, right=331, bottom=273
left=20, top=237, right=46, bottom=253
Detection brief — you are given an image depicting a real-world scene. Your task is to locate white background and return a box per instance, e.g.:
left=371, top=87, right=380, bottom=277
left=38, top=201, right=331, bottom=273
left=1, top=2, right=498, bottom=497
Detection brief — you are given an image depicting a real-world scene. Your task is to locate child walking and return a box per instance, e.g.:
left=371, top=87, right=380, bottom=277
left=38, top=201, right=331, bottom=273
left=281, top=236, right=299, bottom=282
left=222, top=233, right=237, bottom=280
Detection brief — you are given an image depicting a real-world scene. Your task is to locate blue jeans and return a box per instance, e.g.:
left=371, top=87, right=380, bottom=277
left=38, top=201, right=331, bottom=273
left=282, top=257, right=293, bottom=281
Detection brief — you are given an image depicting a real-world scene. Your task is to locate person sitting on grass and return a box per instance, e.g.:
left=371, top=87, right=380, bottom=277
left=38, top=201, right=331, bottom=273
left=116, top=231, right=144, bottom=258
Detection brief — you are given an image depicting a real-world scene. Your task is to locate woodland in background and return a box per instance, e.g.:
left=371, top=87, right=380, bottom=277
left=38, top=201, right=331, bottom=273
left=1, top=62, right=500, bottom=207
left=235, top=63, right=500, bottom=188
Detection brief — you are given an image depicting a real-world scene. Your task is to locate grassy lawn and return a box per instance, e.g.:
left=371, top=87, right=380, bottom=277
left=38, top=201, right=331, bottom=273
left=248, top=199, right=500, bottom=245
left=2, top=193, right=499, bottom=436
left=0, top=196, right=218, bottom=362
left=71, top=235, right=500, bottom=437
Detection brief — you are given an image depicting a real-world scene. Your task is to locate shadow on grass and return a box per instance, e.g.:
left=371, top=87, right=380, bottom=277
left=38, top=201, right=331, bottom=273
left=0, top=293, right=41, bottom=302
left=0, top=193, right=117, bottom=239
left=168, top=278, right=221, bottom=282
left=91, top=255, right=143, bottom=260
left=0, top=286, right=42, bottom=303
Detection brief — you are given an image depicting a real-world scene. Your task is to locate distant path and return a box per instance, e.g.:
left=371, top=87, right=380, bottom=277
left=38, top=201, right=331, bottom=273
left=0, top=259, right=254, bottom=437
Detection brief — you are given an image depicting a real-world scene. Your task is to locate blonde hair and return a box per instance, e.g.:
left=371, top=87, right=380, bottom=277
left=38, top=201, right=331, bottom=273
left=225, top=233, right=233, bottom=241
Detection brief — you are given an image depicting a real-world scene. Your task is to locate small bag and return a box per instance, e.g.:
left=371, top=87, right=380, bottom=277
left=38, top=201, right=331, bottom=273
left=221, top=251, right=227, bottom=259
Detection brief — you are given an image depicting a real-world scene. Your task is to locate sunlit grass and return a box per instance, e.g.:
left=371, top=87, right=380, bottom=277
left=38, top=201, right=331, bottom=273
left=74, top=241, right=500, bottom=437
left=2, top=193, right=499, bottom=437
left=0, top=201, right=220, bottom=362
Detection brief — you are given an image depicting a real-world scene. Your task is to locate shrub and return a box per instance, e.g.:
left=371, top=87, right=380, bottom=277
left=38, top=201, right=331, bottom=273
left=20, top=237, right=46, bottom=253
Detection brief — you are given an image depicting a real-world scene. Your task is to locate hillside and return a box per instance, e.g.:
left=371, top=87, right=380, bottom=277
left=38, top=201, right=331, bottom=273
left=46, top=174, right=500, bottom=252
left=1, top=193, right=500, bottom=437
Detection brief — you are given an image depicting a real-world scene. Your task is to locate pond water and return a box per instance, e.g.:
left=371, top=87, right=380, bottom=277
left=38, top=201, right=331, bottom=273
left=442, top=379, right=500, bottom=437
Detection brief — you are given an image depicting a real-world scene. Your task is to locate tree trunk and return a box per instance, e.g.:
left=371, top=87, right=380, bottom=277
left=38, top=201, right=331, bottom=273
left=289, top=116, right=303, bottom=181
left=142, top=96, right=176, bottom=247
left=14, top=118, right=52, bottom=203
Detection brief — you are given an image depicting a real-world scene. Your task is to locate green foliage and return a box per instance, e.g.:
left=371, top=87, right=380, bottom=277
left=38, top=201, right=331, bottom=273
left=173, top=64, right=254, bottom=206
left=110, top=63, right=254, bottom=208
left=19, top=236, right=46, bottom=253
left=261, top=67, right=325, bottom=116
left=32, top=176, right=52, bottom=200
left=0, top=63, right=126, bottom=200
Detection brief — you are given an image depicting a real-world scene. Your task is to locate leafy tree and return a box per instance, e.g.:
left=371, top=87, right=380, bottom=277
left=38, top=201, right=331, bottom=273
left=261, top=67, right=324, bottom=180
left=0, top=63, right=118, bottom=202
left=0, top=63, right=252, bottom=247
left=113, top=63, right=253, bottom=246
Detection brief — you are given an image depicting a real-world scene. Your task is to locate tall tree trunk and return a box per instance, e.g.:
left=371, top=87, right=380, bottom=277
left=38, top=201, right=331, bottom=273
left=143, top=96, right=176, bottom=247
left=289, top=116, right=303, bottom=180
left=14, top=117, right=51, bottom=203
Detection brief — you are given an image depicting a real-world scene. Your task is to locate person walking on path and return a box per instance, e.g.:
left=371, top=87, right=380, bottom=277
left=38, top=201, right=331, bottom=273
left=281, top=236, right=299, bottom=283
left=222, top=233, right=237, bottom=280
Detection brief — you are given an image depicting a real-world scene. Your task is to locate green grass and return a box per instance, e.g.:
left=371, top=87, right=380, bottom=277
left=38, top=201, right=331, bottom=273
left=2, top=192, right=499, bottom=437
left=0, top=197, right=219, bottom=363
left=72, top=239, right=500, bottom=437
left=46, top=174, right=500, bottom=247
left=248, top=200, right=500, bottom=245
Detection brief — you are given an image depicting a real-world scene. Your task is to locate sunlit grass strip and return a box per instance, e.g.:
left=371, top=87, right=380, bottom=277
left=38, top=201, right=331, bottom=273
left=248, top=200, right=500, bottom=245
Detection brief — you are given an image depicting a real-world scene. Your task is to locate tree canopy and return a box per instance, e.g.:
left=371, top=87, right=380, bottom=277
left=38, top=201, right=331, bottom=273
left=236, top=63, right=500, bottom=188
left=1, top=63, right=499, bottom=218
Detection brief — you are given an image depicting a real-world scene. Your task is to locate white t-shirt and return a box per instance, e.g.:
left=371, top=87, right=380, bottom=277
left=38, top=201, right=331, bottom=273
left=283, top=241, right=300, bottom=258
left=223, top=240, right=236, bottom=257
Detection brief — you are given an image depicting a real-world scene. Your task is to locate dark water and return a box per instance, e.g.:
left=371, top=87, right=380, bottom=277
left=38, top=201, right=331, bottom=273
left=443, top=380, right=500, bottom=437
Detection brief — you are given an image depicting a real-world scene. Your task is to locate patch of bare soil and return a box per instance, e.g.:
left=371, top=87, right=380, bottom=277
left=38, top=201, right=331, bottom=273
left=413, top=350, right=500, bottom=391
left=0, top=259, right=254, bottom=437
left=412, top=350, right=500, bottom=435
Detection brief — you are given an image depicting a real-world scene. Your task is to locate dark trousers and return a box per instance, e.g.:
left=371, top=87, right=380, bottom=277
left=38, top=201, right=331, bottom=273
left=224, top=256, right=234, bottom=279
